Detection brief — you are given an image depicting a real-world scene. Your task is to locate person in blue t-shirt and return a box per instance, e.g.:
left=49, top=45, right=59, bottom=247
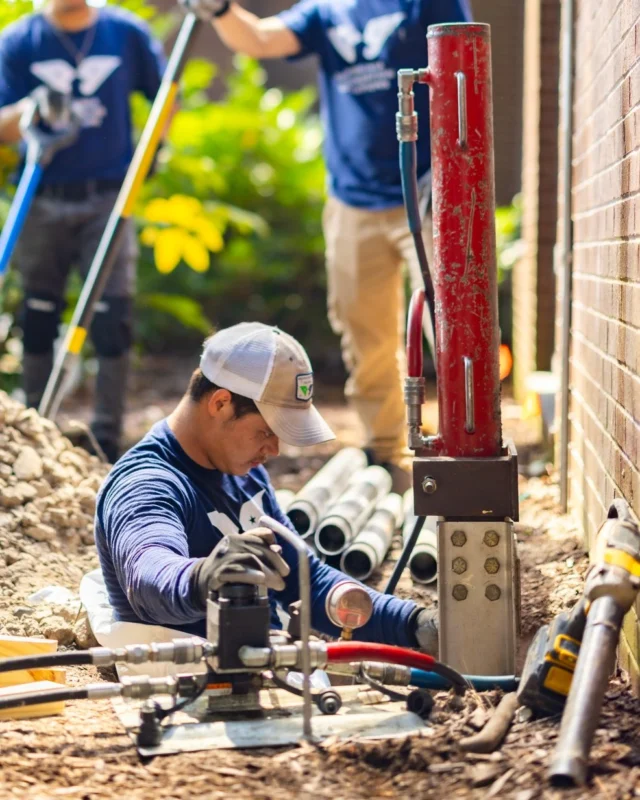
left=0, top=0, right=166, bottom=462
left=92, top=322, right=438, bottom=657
left=179, top=0, right=471, bottom=482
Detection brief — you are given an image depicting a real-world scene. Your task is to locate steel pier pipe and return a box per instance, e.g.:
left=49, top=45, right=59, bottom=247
left=427, top=23, right=501, bottom=457
left=341, top=493, right=403, bottom=581
left=287, top=448, right=368, bottom=538
left=315, top=466, right=392, bottom=556
left=401, top=490, right=438, bottom=585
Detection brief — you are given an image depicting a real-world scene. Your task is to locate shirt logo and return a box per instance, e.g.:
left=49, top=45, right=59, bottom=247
left=30, top=56, right=121, bottom=128
left=207, top=490, right=266, bottom=536
left=327, top=12, right=405, bottom=64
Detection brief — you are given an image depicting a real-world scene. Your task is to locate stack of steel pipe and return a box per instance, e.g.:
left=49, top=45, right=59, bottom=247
left=402, top=490, right=438, bottom=585
left=286, top=448, right=368, bottom=538
left=315, top=466, right=392, bottom=557
left=340, top=492, right=403, bottom=580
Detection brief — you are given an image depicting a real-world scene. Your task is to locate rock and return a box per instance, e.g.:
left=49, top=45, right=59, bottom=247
left=25, top=523, right=56, bottom=542
left=0, top=486, right=25, bottom=508
left=15, top=482, right=37, bottom=502
left=74, top=614, right=98, bottom=649
left=13, top=446, right=43, bottom=481
left=40, top=615, right=75, bottom=646
left=32, top=479, right=52, bottom=498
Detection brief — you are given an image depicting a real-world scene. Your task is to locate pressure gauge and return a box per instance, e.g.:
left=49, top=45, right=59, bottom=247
left=325, top=581, right=373, bottom=639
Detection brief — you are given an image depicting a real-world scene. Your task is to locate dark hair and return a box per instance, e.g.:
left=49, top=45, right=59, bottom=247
left=187, top=369, right=259, bottom=419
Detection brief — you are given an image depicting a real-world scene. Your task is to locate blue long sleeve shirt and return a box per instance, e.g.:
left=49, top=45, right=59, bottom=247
left=95, top=420, right=420, bottom=646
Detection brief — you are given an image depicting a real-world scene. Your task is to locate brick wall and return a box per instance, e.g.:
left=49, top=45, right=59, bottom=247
left=513, top=0, right=561, bottom=399
left=561, top=0, right=640, bottom=683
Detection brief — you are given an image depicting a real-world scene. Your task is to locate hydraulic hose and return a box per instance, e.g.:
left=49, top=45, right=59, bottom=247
left=0, top=686, right=90, bottom=711
left=410, top=669, right=518, bottom=692
left=326, top=642, right=435, bottom=672
left=0, top=638, right=212, bottom=675
left=0, top=651, right=93, bottom=673
left=400, top=140, right=436, bottom=342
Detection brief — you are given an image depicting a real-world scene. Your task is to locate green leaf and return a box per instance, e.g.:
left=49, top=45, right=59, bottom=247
left=137, top=293, right=212, bottom=333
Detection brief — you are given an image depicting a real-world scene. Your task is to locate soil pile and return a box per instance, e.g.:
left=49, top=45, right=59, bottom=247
left=0, top=391, right=108, bottom=646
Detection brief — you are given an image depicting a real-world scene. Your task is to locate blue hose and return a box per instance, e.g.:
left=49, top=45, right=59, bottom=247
left=0, top=160, right=43, bottom=281
left=410, top=668, right=519, bottom=692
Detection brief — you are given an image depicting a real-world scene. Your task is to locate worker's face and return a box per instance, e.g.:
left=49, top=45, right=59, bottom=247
left=203, top=390, right=280, bottom=475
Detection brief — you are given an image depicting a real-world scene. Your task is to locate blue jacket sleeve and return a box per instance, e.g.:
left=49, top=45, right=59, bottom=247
left=265, top=485, right=420, bottom=647
left=101, top=470, right=205, bottom=627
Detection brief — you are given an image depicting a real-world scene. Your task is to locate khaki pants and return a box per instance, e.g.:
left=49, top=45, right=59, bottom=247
left=323, top=195, right=434, bottom=463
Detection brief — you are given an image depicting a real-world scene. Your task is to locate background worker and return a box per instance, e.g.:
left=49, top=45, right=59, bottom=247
left=92, top=323, right=438, bottom=660
left=179, top=0, right=471, bottom=485
left=0, top=0, right=165, bottom=463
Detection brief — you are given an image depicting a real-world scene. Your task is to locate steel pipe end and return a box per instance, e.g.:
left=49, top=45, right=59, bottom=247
left=548, top=755, right=588, bottom=788
left=341, top=547, right=374, bottom=581
left=316, top=521, right=348, bottom=555
left=410, top=550, right=438, bottom=584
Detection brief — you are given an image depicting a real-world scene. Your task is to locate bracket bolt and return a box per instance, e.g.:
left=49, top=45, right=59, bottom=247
left=422, top=476, right=437, bottom=495
left=484, top=557, right=500, bottom=575
left=451, top=530, right=467, bottom=547
left=452, top=557, right=467, bottom=575
left=452, top=584, right=468, bottom=601
left=485, top=584, right=501, bottom=601
left=483, top=530, right=500, bottom=547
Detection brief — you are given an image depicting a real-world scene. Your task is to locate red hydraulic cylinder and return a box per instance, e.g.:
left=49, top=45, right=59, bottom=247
left=426, top=23, right=501, bottom=458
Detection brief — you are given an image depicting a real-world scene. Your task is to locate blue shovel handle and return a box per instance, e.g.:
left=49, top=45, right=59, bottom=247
left=0, top=160, right=43, bottom=281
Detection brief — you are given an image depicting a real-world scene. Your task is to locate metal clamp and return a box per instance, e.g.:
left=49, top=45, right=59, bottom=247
left=463, top=356, right=475, bottom=433
left=455, top=71, right=467, bottom=149
left=259, top=515, right=313, bottom=741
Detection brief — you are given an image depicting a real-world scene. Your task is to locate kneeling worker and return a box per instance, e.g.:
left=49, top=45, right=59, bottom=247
left=92, top=322, right=437, bottom=662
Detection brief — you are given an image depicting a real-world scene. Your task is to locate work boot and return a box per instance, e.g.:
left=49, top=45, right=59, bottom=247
left=22, top=351, right=54, bottom=409
left=90, top=352, right=130, bottom=464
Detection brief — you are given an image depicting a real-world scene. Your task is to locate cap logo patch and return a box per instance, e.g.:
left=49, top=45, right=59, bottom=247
left=296, top=372, right=313, bottom=401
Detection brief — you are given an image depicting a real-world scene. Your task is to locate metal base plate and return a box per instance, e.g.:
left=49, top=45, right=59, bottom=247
left=114, top=685, right=431, bottom=756
left=438, top=519, right=517, bottom=675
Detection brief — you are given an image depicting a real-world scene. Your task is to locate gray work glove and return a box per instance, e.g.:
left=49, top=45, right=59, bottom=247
left=178, top=0, right=231, bottom=21
left=413, top=608, right=439, bottom=655
left=190, top=528, right=290, bottom=608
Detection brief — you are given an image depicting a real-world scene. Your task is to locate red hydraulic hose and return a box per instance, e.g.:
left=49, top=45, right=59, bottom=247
left=406, top=288, right=425, bottom=379
left=326, top=642, right=436, bottom=672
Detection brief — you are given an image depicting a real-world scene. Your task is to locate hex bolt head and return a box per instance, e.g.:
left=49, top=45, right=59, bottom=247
left=485, top=584, right=501, bottom=601
left=452, top=584, right=468, bottom=601
left=451, top=530, right=467, bottom=547
left=483, top=530, right=500, bottom=547
left=484, top=557, right=500, bottom=575
left=422, top=476, right=437, bottom=495
left=452, top=557, right=467, bottom=575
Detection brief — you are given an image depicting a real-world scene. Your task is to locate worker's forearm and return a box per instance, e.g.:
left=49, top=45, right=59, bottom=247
left=213, top=3, right=299, bottom=59
left=0, top=98, right=31, bottom=144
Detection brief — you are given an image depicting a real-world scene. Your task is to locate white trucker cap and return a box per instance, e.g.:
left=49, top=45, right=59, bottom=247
left=199, top=322, right=335, bottom=447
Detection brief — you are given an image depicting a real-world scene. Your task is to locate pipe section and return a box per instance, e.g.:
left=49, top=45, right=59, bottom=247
left=341, top=493, right=403, bottom=580
left=287, top=448, right=368, bottom=537
left=402, top=491, right=438, bottom=584
left=315, top=466, right=392, bottom=556
left=275, top=489, right=296, bottom=512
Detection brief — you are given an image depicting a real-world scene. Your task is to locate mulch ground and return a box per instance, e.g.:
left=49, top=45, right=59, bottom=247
left=0, top=381, right=638, bottom=800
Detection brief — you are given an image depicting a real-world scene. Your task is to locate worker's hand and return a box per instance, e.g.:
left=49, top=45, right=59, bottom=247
left=30, top=86, right=73, bottom=131
left=190, top=528, right=290, bottom=608
left=178, top=0, right=230, bottom=22
left=413, top=608, right=438, bottom=655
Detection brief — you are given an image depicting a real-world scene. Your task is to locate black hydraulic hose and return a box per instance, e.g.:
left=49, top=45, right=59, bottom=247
left=400, top=140, right=437, bottom=337
left=0, top=686, right=89, bottom=712
left=0, top=651, right=93, bottom=674
left=428, top=660, right=469, bottom=695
